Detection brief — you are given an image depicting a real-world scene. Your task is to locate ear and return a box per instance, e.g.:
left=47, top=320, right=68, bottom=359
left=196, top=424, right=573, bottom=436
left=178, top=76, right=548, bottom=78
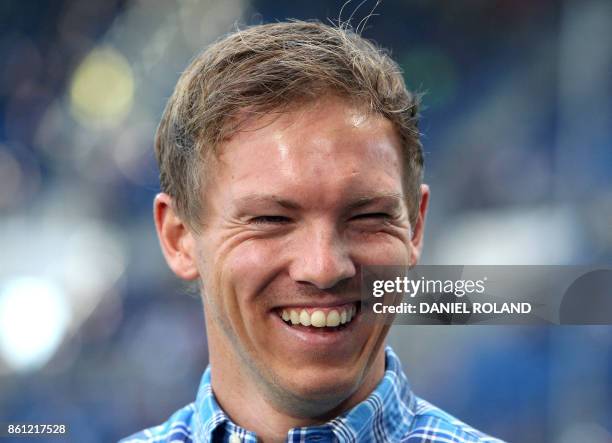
left=153, top=193, right=199, bottom=280
left=409, top=184, right=430, bottom=266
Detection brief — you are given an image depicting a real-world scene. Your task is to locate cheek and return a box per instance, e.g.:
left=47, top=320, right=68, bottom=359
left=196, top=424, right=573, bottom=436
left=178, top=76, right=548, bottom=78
left=201, top=238, right=288, bottom=353
left=350, top=233, right=412, bottom=266
left=207, top=237, right=287, bottom=326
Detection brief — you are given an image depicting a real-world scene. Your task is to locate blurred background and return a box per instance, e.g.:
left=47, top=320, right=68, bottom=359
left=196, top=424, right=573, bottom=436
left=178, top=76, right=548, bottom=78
left=0, top=0, right=611, bottom=441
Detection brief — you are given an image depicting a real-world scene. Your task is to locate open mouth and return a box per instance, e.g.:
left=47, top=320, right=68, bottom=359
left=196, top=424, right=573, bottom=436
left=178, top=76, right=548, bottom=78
left=277, top=302, right=360, bottom=331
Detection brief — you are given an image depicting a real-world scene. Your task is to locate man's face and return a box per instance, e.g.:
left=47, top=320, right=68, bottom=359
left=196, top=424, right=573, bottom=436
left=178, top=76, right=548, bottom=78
left=194, top=96, right=417, bottom=413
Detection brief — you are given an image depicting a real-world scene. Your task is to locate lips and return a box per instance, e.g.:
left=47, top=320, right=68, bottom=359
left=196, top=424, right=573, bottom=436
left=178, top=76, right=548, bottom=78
left=266, top=301, right=366, bottom=357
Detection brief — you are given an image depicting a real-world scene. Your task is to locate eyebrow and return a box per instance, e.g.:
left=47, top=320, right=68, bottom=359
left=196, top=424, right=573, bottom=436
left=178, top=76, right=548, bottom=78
left=234, top=194, right=302, bottom=210
left=234, top=192, right=404, bottom=211
left=345, top=192, right=404, bottom=211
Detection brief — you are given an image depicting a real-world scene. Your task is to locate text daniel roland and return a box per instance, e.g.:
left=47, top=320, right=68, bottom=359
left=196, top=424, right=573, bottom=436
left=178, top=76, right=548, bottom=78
left=372, top=300, right=533, bottom=315
left=369, top=276, right=532, bottom=316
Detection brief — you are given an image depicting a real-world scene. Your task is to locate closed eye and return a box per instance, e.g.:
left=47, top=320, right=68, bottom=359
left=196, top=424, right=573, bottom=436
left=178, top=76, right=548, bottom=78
left=250, top=215, right=292, bottom=225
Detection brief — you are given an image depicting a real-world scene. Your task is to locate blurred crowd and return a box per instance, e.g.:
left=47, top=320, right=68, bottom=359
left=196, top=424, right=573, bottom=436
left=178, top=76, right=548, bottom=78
left=0, top=0, right=611, bottom=441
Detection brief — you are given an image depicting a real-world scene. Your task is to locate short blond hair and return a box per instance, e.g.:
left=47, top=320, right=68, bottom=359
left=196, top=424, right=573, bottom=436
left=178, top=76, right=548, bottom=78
left=155, top=20, right=423, bottom=230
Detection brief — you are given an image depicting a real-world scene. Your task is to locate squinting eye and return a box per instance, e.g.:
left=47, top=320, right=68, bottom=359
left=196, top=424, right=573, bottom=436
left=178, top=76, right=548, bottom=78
left=250, top=215, right=291, bottom=224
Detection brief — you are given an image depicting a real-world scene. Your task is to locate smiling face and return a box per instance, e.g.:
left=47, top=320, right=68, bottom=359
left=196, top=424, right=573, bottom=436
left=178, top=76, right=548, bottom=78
left=157, top=96, right=428, bottom=418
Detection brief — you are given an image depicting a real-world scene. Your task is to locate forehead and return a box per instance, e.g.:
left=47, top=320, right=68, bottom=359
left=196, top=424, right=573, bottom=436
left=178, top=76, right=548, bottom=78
left=211, top=97, right=404, bottom=206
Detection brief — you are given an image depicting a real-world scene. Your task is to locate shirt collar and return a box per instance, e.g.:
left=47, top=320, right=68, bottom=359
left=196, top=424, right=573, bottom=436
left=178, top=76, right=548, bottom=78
left=192, top=346, right=416, bottom=443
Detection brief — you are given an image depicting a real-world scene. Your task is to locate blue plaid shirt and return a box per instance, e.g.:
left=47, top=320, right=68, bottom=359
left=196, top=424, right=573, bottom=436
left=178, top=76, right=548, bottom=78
left=121, top=347, right=504, bottom=442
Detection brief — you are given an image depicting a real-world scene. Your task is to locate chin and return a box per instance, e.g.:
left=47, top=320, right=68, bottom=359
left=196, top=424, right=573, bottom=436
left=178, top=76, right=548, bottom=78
left=272, top=365, right=363, bottom=417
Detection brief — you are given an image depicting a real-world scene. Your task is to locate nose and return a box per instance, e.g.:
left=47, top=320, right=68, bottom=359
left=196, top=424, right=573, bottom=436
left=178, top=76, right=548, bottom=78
left=289, top=224, right=356, bottom=289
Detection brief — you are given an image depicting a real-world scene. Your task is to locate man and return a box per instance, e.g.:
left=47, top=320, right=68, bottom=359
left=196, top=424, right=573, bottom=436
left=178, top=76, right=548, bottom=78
left=122, top=20, right=502, bottom=443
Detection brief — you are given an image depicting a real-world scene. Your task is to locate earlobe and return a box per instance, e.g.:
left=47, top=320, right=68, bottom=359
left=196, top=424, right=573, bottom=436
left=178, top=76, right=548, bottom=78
left=409, top=184, right=430, bottom=266
left=153, top=193, right=200, bottom=280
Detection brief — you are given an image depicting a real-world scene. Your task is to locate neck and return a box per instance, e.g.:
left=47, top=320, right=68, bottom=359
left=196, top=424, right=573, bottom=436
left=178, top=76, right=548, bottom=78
left=206, top=326, right=386, bottom=442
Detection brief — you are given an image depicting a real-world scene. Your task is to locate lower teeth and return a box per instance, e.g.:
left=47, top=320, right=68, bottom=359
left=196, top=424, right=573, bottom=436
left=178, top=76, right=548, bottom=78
left=287, top=322, right=348, bottom=330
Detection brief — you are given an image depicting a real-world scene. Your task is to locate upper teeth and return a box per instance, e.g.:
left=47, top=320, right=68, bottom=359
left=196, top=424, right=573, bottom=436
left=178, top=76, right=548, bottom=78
left=280, top=305, right=357, bottom=328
